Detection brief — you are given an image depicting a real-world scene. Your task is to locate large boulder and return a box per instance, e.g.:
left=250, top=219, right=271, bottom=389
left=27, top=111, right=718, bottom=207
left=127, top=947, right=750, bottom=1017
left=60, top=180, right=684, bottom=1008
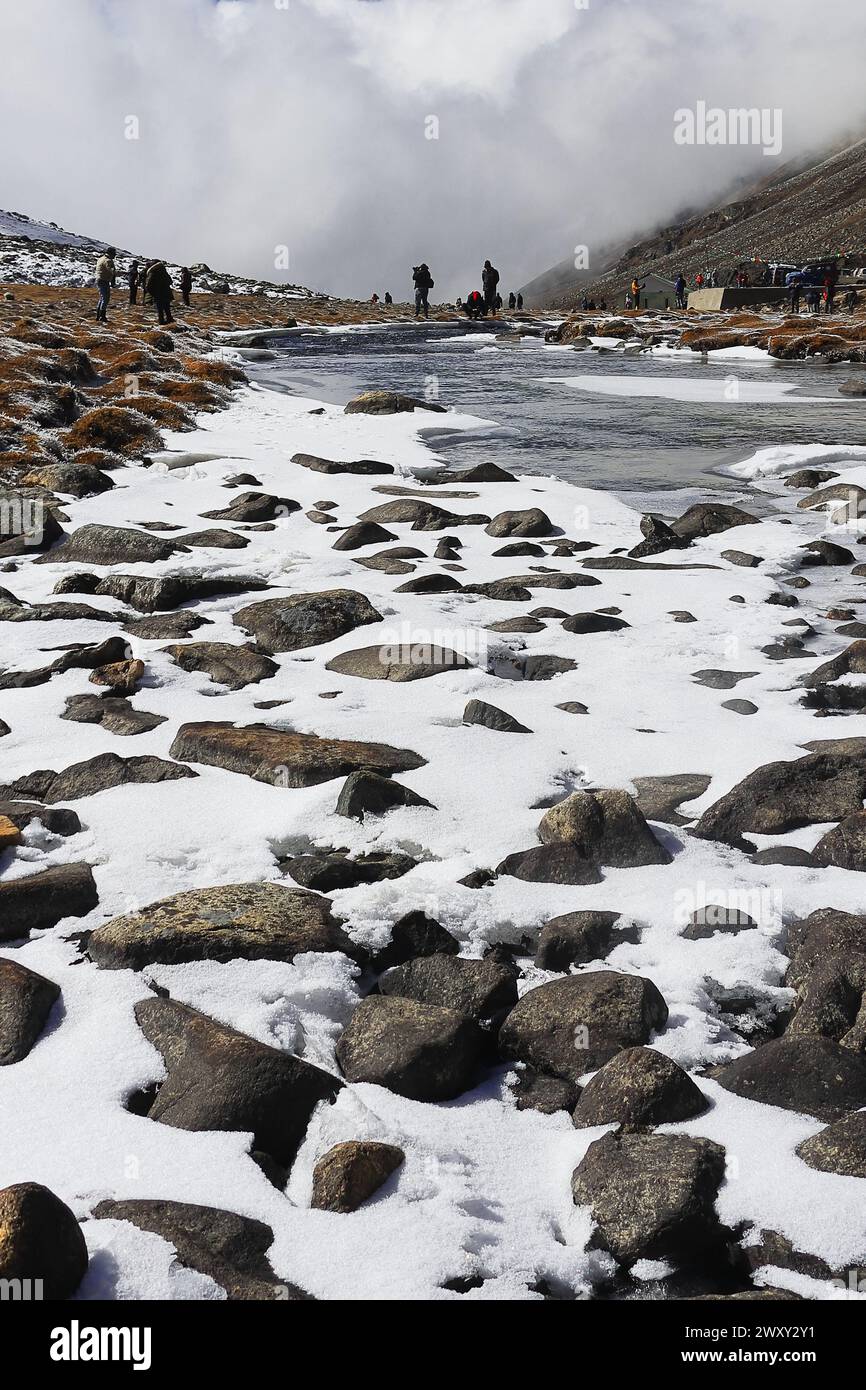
left=335, top=771, right=432, bottom=820
left=162, top=642, right=277, bottom=690
left=88, top=882, right=357, bottom=970
left=0, top=959, right=60, bottom=1064
left=92, top=1199, right=307, bottom=1300
left=670, top=502, right=759, bottom=542
left=134, top=997, right=340, bottom=1166
left=92, top=572, right=267, bottom=613
left=0, top=863, right=98, bottom=940
left=379, top=954, right=518, bottom=1022
left=335, top=995, right=483, bottom=1100
left=374, top=911, right=459, bottom=970
left=496, top=844, right=603, bottom=885
left=232, top=591, right=382, bottom=655
left=713, top=1036, right=866, bottom=1120
left=325, top=644, right=472, bottom=682
left=787, top=953, right=866, bottom=1049
left=535, top=911, right=633, bottom=970
left=572, top=1047, right=707, bottom=1129
left=34, top=523, right=179, bottom=567
left=812, top=811, right=866, bottom=871
left=0, top=752, right=195, bottom=805
left=801, top=640, right=866, bottom=687
left=344, top=390, right=446, bottom=415
left=796, top=1112, right=866, bottom=1177
left=498, top=972, right=669, bottom=1082
left=311, top=1141, right=404, bottom=1213
left=201, top=491, right=299, bottom=523
left=786, top=908, right=866, bottom=991
left=169, top=721, right=424, bottom=788
left=538, top=789, right=672, bottom=867
left=0, top=1182, right=88, bottom=1300
left=485, top=508, right=554, bottom=538
left=571, top=1131, right=727, bottom=1266
left=693, top=752, right=866, bottom=852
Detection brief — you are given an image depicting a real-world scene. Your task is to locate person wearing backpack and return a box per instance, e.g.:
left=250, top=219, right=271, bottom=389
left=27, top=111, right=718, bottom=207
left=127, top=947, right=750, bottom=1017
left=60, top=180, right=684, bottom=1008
left=413, top=263, right=434, bottom=318
left=94, top=246, right=116, bottom=322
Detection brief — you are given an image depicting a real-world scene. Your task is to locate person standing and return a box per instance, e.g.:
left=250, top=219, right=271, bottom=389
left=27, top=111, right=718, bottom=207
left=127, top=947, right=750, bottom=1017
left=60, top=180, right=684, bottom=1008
left=145, top=260, right=174, bottom=324
left=482, top=259, right=500, bottom=317
left=413, top=263, right=434, bottom=318
left=127, top=259, right=139, bottom=306
left=384, top=291, right=393, bottom=305
left=94, top=246, right=116, bottom=322
left=674, top=273, right=686, bottom=309
left=508, top=291, right=516, bottom=310
left=516, top=293, right=523, bottom=310
left=179, top=266, right=192, bottom=307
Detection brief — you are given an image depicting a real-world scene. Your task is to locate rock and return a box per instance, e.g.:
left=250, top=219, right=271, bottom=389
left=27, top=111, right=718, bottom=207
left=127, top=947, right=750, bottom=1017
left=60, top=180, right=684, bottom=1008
left=0, top=1182, right=88, bottom=1300
left=802, top=639, right=866, bottom=687
left=380, top=955, right=518, bottom=1022
left=0, top=752, right=195, bottom=804
left=91, top=1199, right=305, bottom=1300
left=682, top=905, right=757, bottom=941
left=693, top=752, right=866, bottom=852
left=22, top=461, right=113, bottom=498
left=89, top=658, right=144, bottom=694
left=0, top=863, right=98, bottom=940
left=344, top=391, right=446, bottom=416
left=462, top=699, right=530, bottom=734
left=486, top=618, right=545, bottom=634
left=713, top=1036, right=866, bottom=1120
left=89, top=882, right=356, bottom=970
left=374, top=912, right=459, bottom=970
left=750, top=846, right=815, bottom=866
left=335, top=995, right=483, bottom=1100
left=311, top=1142, right=404, bottom=1213
left=496, top=843, right=603, bottom=885
left=134, top=997, right=340, bottom=1166
left=493, top=542, right=545, bottom=557
left=163, top=642, right=278, bottom=690
left=94, top=572, right=268, bottom=613
left=485, top=508, right=555, bottom=538
left=395, top=573, right=463, bottom=594
left=671, top=502, right=759, bottom=541
left=571, top=1131, right=727, bottom=1266
left=200, top=491, right=300, bottom=523
left=34, top=523, right=179, bottom=567
left=361, top=499, right=488, bottom=531
left=837, top=378, right=866, bottom=398
left=335, top=771, right=432, bottom=820
left=785, top=468, right=838, bottom=488
left=572, top=1047, right=708, bottom=1129
left=538, top=789, right=671, bottom=867
left=332, top=522, right=396, bottom=550
left=812, top=811, right=866, bottom=870
left=60, top=695, right=166, bottom=737
left=722, top=699, right=758, bottom=715
left=0, top=815, right=21, bottom=850
left=177, top=528, right=251, bottom=551
left=800, top=539, right=855, bottom=566
left=325, top=644, right=471, bottom=682
left=797, top=481, right=866, bottom=515
left=796, top=1112, right=866, bottom=1176
left=510, top=1068, right=580, bottom=1115
left=786, top=908, right=866, bottom=990
left=515, top=654, right=579, bottom=681
left=454, top=463, right=517, bottom=483
left=169, top=720, right=424, bottom=787
left=291, top=452, right=394, bottom=475
left=692, top=669, right=757, bottom=689
left=0, top=802, right=80, bottom=836
left=0, top=959, right=60, bottom=1064
left=535, top=911, right=635, bottom=970
left=787, top=953, right=866, bottom=1048
left=233, top=590, right=382, bottom=655
left=561, top=612, right=629, bottom=633
left=124, top=612, right=210, bottom=640
left=631, top=773, right=711, bottom=826
left=498, top=972, right=669, bottom=1082
left=556, top=701, right=589, bottom=715
left=0, top=719, right=9, bottom=737
left=629, top=514, right=690, bottom=559
left=285, top=849, right=417, bottom=892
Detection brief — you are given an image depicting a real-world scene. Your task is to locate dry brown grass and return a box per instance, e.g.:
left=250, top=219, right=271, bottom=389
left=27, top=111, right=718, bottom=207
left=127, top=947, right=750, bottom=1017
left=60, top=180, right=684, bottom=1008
left=61, top=405, right=164, bottom=456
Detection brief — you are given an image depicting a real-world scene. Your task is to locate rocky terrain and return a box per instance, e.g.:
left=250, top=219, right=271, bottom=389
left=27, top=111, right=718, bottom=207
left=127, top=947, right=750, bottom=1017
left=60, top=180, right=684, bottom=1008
left=525, top=133, right=866, bottom=310
left=2, top=262, right=866, bottom=1301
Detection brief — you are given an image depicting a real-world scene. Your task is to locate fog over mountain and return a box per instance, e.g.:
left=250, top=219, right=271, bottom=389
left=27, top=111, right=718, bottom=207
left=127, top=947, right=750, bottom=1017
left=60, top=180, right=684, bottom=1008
left=2, top=0, right=865, bottom=299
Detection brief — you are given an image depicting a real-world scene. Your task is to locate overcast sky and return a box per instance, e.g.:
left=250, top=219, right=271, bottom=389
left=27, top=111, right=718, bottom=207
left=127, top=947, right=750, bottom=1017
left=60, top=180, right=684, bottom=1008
left=2, top=0, right=865, bottom=298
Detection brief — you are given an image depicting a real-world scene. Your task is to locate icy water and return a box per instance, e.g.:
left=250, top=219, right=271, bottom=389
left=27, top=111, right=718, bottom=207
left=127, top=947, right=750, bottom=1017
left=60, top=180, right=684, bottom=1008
left=246, top=321, right=866, bottom=512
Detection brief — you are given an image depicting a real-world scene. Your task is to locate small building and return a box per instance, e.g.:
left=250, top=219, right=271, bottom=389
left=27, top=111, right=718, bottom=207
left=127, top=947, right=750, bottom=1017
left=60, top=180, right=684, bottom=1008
left=632, top=273, right=678, bottom=310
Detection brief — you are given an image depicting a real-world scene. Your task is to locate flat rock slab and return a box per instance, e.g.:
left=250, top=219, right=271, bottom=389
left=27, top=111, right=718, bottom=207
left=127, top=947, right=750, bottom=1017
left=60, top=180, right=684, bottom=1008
left=35, top=524, right=181, bottom=567
left=89, top=882, right=356, bottom=970
left=162, top=642, right=278, bottom=690
left=0, top=863, right=98, bottom=940
left=632, top=773, right=711, bottom=826
left=344, top=391, right=446, bottom=415
left=325, top=644, right=472, bottom=682
left=91, top=1198, right=307, bottom=1300
left=0, top=752, right=195, bottom=804
left=291, top=452, right=394, bottom=476
left=233, top=591, right=382, bottom=655
left=93, top=572, right=268, bottom=613
left=169, top=721, right=425, bottom=788
left=134, top=996, right=341, bottom=1167
left=60, top=695, right=166, bottom=736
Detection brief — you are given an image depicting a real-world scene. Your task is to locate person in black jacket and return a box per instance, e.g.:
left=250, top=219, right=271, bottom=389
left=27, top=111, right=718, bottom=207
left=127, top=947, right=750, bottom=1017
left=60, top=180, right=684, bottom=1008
left=145, top=260, right=174, bottom=324
left=482, top=259, right=500, bottom=317
left=413, top=263, right=433, bottom=318
left=179, top=267, right=192, bottom=307
left=127, top=260, right=139, bottom=306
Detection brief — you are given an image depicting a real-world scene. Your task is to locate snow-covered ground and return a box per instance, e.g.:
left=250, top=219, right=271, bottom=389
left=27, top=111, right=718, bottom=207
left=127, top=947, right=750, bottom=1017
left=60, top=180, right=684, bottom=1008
left=3, top=373, right=866, bottom=1299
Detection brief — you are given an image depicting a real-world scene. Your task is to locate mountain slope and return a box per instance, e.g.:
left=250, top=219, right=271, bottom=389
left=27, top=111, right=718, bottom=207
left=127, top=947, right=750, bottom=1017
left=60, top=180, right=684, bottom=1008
left=523, top=134, right=866, bottom=309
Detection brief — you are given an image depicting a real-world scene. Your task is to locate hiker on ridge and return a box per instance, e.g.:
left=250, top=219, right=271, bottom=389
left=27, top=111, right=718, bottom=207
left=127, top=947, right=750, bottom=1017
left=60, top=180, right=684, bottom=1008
left=179, top=266, right=193, bottom=307
left=94, top=246, right=116, bottom=322
left=127, top=259, right=139, bottom=306
left=508, top=291, right=516, bottom=310
left=482, top=259, right=500, bottom=316
left=413, top=263, right=434, bottom=318
left=145, top=259, right=174, bottom=324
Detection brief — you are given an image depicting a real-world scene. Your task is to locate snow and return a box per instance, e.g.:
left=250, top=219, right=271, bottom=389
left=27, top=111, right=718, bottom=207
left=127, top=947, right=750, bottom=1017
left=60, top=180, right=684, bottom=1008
left=2, top=365, right=866, bottom=1299
left=543, top=373, right=846, bottom=405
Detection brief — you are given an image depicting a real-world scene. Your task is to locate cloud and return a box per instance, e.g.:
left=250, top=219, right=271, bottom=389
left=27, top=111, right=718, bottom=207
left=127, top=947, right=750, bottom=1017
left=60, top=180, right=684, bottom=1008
left=1, top=0, right=865, bottom=299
